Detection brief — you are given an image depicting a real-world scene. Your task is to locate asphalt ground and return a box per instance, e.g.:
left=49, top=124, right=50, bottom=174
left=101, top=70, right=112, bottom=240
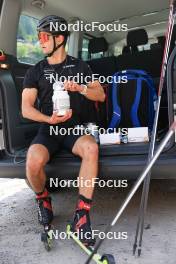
left=0, top=178, right=176, bottom=264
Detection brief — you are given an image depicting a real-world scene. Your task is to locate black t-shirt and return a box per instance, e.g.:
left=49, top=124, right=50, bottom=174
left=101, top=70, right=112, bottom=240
left=23, top=55, right=96, bottom=129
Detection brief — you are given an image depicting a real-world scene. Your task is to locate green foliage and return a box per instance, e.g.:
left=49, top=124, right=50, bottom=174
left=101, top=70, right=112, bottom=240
left=17, top=43, right=28, bottom=58
left=17, top=42, right=43, bottom=64
left=17, top=15, right=44, bottom=64
left=18, top=15, right=38, bottom=42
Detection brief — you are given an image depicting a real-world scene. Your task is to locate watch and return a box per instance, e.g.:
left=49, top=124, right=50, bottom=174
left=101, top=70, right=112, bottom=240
left=80, top=84, right=88, bottom=95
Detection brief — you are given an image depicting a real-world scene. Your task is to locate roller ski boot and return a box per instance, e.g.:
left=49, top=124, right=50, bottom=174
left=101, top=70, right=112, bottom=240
left=36, top=189, right=54, bottom=251
left=66, top=197, right=116, bottom=264
left=67, top=196, right=96, bottom=248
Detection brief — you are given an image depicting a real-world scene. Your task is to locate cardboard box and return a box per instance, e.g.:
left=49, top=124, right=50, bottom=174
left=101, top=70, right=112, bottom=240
left=99, top=132, right=121, bottom=145
left=128, top=127, right=149, bottom=143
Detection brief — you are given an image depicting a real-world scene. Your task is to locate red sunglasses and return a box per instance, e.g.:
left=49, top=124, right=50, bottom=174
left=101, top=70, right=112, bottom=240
left=38, top=32, right=52, bottom=44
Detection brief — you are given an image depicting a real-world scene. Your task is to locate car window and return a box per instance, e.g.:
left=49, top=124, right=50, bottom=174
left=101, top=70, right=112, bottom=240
left=81, top=37, right=89, bottom=61
left=17, top=15, right=43, bottom=64
left=91, top=51, right=104, bottom=59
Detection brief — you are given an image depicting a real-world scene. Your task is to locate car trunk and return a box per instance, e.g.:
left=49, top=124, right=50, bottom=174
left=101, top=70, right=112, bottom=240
left=0, top=52, right=175, bottom=159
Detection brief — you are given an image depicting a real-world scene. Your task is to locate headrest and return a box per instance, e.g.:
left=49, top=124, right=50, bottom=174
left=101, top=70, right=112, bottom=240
left=88, top=37, right=108, bottom=54
left=127, top=29, right=148, bottom=47
left=131, top=46, right=138, bottom=53
left=122, top=46, right=131, bottom=54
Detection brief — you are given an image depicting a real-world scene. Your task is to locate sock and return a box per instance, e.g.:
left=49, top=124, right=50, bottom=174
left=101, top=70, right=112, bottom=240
left=76, top=194, right=92, bottom=212
left=36, top=188, right=49, bottom=199
left=74, top=195, right=93, bottom=235
left=36, top=189, right=52, bottom=211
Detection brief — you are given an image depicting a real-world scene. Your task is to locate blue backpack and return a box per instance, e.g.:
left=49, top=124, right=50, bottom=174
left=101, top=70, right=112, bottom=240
left=108, top=70, right=157, bottom=131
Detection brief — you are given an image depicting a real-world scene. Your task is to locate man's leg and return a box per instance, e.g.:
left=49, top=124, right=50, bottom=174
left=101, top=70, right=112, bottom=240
left=26, top=144, right=49, bottom=193
left=72, top=135, right=99, bottom=199
left=26, top=144, right=53, bottom=225
left=70, top=135, right=99, bottom=245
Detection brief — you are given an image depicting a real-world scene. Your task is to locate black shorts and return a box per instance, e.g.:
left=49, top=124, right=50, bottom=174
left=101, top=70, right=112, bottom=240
left=30, top=124, right=84, bottom=159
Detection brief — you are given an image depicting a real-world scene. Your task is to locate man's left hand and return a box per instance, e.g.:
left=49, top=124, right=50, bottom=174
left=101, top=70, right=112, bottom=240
left=64, top=81, right=83, bottom=93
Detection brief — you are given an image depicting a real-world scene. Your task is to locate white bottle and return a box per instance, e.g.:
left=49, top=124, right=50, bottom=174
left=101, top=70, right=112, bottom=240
left=52, top=81, right=70, bottom=116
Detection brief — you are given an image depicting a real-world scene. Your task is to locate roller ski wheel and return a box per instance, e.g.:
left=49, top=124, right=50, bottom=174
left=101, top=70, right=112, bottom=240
left=41, top=225, right=53, bottom=251
left=67, top=224, right=113, bottom=264
left=101, top=254, right=116, bottom=264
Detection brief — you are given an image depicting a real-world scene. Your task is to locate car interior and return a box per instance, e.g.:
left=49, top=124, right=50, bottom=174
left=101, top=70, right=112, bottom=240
left=0, top=0, right=176, bottom=163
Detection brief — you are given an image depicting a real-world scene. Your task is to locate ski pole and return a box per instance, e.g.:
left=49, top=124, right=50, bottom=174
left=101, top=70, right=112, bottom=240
left=85, top=121, right=176, bottom=264
left=133, top=0, right=176, bottom=256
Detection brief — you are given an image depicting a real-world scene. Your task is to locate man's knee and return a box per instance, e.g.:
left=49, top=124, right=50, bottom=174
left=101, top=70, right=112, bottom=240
left=26, top=145, right=49, bottom=174
left=81, top=140, right=99, bottom=159
left=26, top=155, right=45, bottom=172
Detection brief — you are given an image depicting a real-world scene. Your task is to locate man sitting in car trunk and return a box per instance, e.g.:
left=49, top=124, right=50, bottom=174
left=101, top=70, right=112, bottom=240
left=22, top=15, right=105, bottom=246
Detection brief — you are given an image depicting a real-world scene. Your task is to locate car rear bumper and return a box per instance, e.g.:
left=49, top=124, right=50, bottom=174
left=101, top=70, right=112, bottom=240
left=0, top=151, right=175, bottom=180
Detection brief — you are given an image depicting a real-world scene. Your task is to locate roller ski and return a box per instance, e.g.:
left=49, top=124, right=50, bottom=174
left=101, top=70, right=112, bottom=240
left=66, top=224, right=115, bottom=264
left=36, top=189, right=54, bottom=251
left=66, top=196, right=116, bottom=264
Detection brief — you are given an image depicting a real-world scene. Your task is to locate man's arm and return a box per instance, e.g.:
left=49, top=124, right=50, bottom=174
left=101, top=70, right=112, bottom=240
left=83, top=81, right=105, bottom=102
left=64, top=80, right=105, bottom=102
left=22, top=88, right=49, bottom=122
left=22, top=88, right=72, bottom=124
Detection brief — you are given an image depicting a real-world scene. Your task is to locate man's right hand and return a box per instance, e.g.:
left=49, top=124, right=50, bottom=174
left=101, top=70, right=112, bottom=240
left=47, top=110, right=72, bottom=125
